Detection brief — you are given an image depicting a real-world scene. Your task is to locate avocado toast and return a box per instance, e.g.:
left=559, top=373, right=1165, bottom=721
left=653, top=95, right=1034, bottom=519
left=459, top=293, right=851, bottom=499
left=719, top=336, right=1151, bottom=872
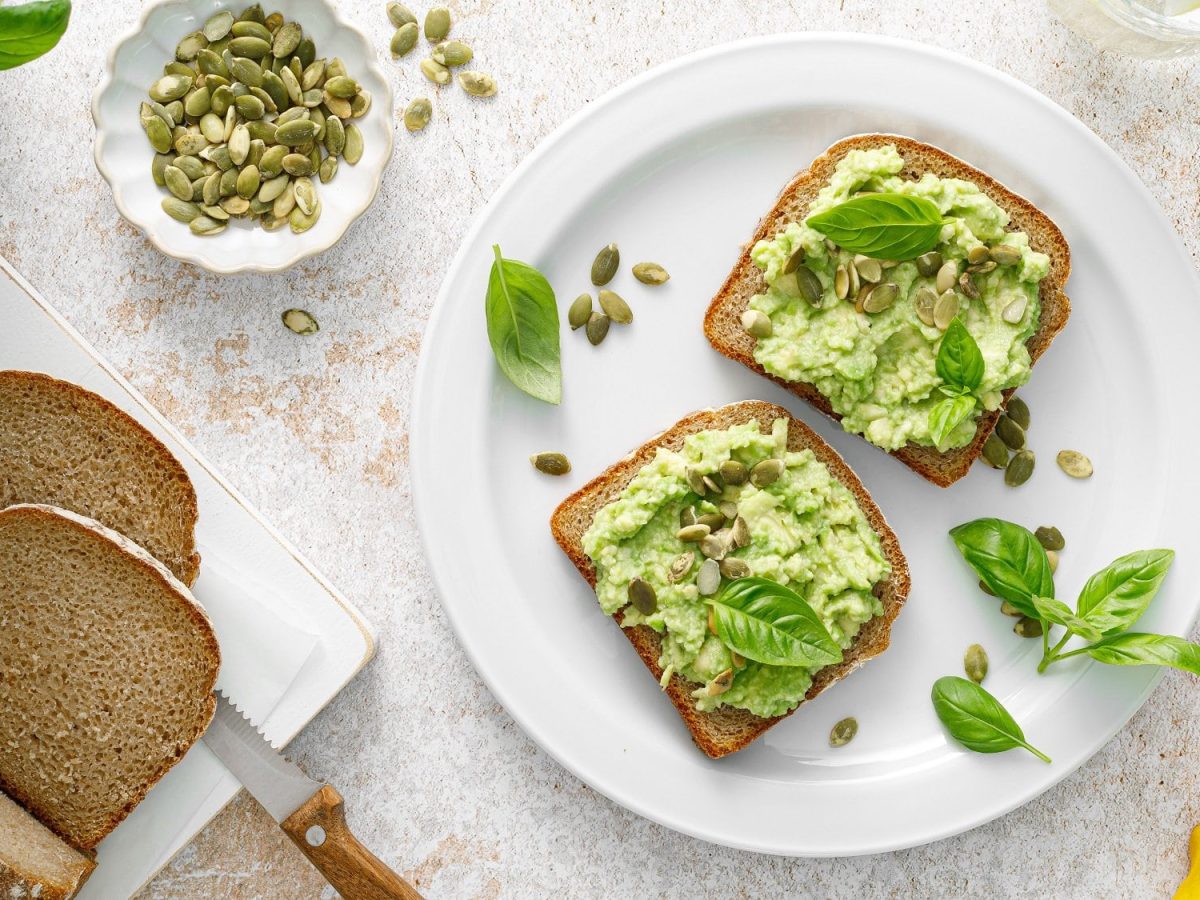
left=704, top=135, right=1072, bottom=487
left=551, top=401, right=910, bottom=758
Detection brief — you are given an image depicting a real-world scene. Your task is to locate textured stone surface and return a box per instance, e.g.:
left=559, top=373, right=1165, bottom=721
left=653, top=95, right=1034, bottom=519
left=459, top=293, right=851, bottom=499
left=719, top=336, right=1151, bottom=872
left=1, top=1, right=1198, bottom=897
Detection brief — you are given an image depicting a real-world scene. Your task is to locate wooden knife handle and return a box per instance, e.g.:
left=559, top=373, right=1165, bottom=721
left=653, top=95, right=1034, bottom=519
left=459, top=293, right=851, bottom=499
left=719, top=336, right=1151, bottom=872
left=281, top=785, right=423, bottom=900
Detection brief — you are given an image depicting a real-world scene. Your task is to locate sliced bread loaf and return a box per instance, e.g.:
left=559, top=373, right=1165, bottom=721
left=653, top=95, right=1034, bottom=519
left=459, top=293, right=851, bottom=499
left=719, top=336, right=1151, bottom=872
left=703, top=134, right=1072, bottom=487
left=0, top=371, right=200, bottom=584
left=0, top=504, right=219, bottom=850
left=550, top=401, right=910, bottom=758
left=0, top=791, right=94, bottom=900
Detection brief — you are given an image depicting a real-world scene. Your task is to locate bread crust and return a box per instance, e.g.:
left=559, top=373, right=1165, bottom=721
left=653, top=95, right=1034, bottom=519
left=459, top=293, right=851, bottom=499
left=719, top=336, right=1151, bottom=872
left=549, top=401, right=910, bottom=758
left=702, top=134, right=1072, bottom=487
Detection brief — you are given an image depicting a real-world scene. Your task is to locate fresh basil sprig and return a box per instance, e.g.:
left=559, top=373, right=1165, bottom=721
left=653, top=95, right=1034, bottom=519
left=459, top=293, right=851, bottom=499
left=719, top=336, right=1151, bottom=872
left=928, top=318, right=984, bottom=448
left=805, top=192, right=945, bottom=260
left=485, top=245, right=562, bottom=404
left=707, top=577, right=842, bottom=668
left=0, top=0, right=70, bottom=70
left=931, top=676, right=1051, bottom=763
left=949, top=517, right=1188, bottom=675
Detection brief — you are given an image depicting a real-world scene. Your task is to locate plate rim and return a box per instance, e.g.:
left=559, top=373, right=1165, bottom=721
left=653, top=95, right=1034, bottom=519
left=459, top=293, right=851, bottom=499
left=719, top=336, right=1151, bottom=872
left=410, top=32, right=1200, bottom=856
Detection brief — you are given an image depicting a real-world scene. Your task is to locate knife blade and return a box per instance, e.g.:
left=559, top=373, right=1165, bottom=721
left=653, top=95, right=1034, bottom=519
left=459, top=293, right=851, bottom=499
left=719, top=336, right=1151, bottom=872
left=202, top=692, right=422, bottom=900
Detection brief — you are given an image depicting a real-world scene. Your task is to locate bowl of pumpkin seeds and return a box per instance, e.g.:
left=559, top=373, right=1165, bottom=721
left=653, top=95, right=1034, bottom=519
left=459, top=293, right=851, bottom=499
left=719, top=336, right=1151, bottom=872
left=93, top=0, right=394, bottom=273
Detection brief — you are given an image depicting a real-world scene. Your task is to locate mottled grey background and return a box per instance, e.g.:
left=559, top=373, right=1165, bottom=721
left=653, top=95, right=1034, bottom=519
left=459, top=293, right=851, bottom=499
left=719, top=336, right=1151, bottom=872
left=1, top=0, right=1197, bottom=897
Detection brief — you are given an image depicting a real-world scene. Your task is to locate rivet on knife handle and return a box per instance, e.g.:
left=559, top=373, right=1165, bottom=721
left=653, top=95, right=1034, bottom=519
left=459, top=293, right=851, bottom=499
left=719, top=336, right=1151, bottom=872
left=281, top=785, right=423, bottom=900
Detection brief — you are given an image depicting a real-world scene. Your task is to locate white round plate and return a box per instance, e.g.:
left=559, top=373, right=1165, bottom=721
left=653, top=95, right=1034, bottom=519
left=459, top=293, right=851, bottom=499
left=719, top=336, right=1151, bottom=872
left=92, top=0, right=394, bottom=274
left=411, top=34, right=1200, bottom=855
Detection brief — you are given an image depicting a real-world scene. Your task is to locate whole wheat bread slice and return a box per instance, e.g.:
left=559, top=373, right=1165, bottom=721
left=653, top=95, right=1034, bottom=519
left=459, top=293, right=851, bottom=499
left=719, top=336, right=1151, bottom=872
left=0, top=504, right=219, bottom=850
left=550, top=401, right=910, bottom=758
left=0, top=371, right=201, bottom=584
left=0, top=791, right=94, bottom=900
left=703, top=134, right=1072, bottom=487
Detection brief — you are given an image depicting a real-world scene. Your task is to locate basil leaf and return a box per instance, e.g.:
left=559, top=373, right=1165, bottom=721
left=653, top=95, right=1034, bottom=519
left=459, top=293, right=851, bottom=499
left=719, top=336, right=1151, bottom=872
left=805, top=192, right=945, bottom=260
left=1084, top=633, right=1200, bottom=676
left=935, top=318, right=985, bottom=391
left=1076, top=549, right=1175, bottom=636
left=928, top=394, right=976, bottom=450
left=931, top=676, right=1051, bottom=763
left=1030, top=596, right=1102, bottom=642
left=0, top=0, right=70, bottom=70
left=949, top=518, right=1054, bottom=617
left=708, top=577, right=843, bottom=668
left=485, top=245, right=561, bottom=404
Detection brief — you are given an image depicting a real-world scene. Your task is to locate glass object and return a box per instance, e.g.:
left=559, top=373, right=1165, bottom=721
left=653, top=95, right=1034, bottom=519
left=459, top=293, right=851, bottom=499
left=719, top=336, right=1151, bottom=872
left=1049, top=0, right=1200, bottom=57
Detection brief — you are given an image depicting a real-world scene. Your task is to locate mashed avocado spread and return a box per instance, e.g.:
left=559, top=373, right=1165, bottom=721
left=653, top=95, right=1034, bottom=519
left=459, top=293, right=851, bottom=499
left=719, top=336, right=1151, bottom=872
left=748, top=145, right=1051, bottom=451
left=582, top=419, right=888, bottom=718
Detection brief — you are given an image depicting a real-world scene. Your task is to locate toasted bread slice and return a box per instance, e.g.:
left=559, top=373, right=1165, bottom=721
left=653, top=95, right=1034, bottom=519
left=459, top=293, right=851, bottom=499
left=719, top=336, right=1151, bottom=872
left=0, top=791, right=94, bottom=900
left=703, top=134, right=1072, bottom=487
left=550, top=401, right=910, bottom=758
left=0, top=504, right=219, bottom=850
left=0, top=371, right=200, bottom=584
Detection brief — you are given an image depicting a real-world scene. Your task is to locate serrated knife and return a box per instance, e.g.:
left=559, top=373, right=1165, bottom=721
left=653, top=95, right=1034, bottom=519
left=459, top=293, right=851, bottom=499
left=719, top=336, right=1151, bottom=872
left=202, top=693, right=422, bottom=899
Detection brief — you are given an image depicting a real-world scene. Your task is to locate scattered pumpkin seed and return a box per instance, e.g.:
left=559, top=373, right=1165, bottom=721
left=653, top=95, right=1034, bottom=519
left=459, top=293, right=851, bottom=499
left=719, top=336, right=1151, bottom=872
left=141, top=115, right=173, bottom=153
left=794, top=266, right=823, bottom=307
left=989, top=244, right=1022, bottom=266
left=913, top=286, right=937, bottom=327
left=829, top=717, right=858, bottom=747
left=719, top=459, right=748, bottom=486
left=432, top=40, right=473, bottom=67
left=740, top=309, right=772, bottom=339
left=697, top=559, right=721, bottom=597
left=387, top=1, right=418, bottom=27
left=1000, top=599, right=1024, bottom=617
left=590, top=243, right=619, bottom=286
left=289, top=197, right=321, bottom=233
left=967, top=245, right=990, bottom=265
left=458, top=70, right=497, bottom=97
left=161, top=197, right=201, bottom=223
left=1005, top=449, right=1035, bottom=487
left=632, top=262, right=670, bottom=285
left=598, top=289, right=632, bottom=325
left=933, top=290, right=959, bottom=330
left=731, top=516, right=750, bottom=548
left=1005, top=396, right=1030, bottom=430
left=667, top=551, right=694, bottom=583
left=1033, top=526, right=1064, bottom=552
left=959, top=272, right=980, bottom=300
left=424, top=6, right=451, bottom=41
left=568, top=293, right=592, bottom=330
left=700, top=532, right=729, bottom=561
left=391, top=22, right=419, bottom=57
left=282, top=308, right=319, bottom=335
left=628, top=578, right=658, bottom=615
left=833, top=264, right=850, bottom=300
left=706, top=668, right=734, bottom=697
left=1056, top=450, right=1093, bottom=479
left=750, top=458, right=784, bottom=488
left=719, top=557, right=751, bottom=579
left=204, top=10, right=235, bottom=41
left=679, top=506, right=698, bottom=528
left=964, top=644, right=989, bottom=684
left=343, top=124, right=364, bottom=164
left=420, top=57, right=451, bottom=85
left=1014, top=616, right=1043, bottom=638
left=585, top=311, right=610, bottom=346
left=677, top=524, right=710, bottom=543
left=272, top=22, right=303, bottom=58
left=404, top=96, right=432, bottom=132
left=863, top=282, right=898, bottom=313
left=981, top=432, right=1010, bottom=469
left=319, top=155, right=338, bottom=183
left=150, top=73, right=193, bottom=103
left=995, top=415, right=1025, bottom=451
left=853, top=254, right=882, bottom=284
left=915, top=251, right=943, bottom=277
left=935, top=260, right=958, bottom=294
left=528, top=451, right=570, bottom=476
left=188, top=215, right=225, bottom=235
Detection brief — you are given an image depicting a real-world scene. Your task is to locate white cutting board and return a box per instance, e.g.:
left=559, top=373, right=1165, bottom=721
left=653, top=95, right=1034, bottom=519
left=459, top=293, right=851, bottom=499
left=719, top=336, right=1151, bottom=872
left=0, top=257, right=376, bottom=898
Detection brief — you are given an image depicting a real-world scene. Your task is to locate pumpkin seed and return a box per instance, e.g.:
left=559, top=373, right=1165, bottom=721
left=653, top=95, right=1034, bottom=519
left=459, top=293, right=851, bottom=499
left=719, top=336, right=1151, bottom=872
left=391, top=22, right=419, bottom=57
left=239, top=3, right=265, bottom=23
left=319, top=156, right=338, bottom=183
left=913, top=286, right=937, bottom=327
left=718, top=500, right=739, bottom=521
left=197, top=112, right=224, bottom=143
left=697, top=559, right=721, bottom=597
left=420, top=57, right=451, bottom=85
left=935, top=260, right=958, bottom=294
left=995, top=415, right=1025, bottom=450
left=700, top=533, right=729, bottom=561
left=990, top=244, right=1022, bottom=266
left=324, top=75, right=359, bottom=99
left=175, top=133, right=209, bottom=156
left=231, top=55, right=264, bottom=86
left=685, top=467, right=708, bottom=496
left=173, top=155, right=204, bottom=180
left=585, top=311, right=610, bottom=346
left=719, top=459, right=748, bottom=486
left=959, top=272, right=980, bottom=300
left=204, top=10, right=235, bottom=41
left=590, top=243, right=619, bottom=286
left=1000, top=599, right=1024, bottom=617
left=280, top=64, right=302, bottom=103
left=668, top=551, right=695, bottom=583
left=1035, top=525, right=1065, bottom=551
left=719, top=557, right=751, bottom=579
left=458, top=70, right=497, bottom=97
left=1005, top=396, right=1030, bottom=430
left=632, top=262, right=670, bottom=285
left=1014, top=616, right=1043, bottom=638
left=220, top=168, right=239, bottom=197
left=829, top=717, right=858, bottom=747
left=981, top=432, right=1010, bottom=469
left=229, top=36, right=271, bottom=58
left=232, top=20, right=272, bottom=41
left=265, top=11, right=283, bottom=31
left=221, top=194, right=250, bottom=214
left=234, top=93, right=265, bottom=119
left=164, top=165, right=193, bottom=201
left=424, top=6, right=451, bottom=40
left=272, top=182, right=295, bottom=217
left=854, top=254, right=882, bottom=284
left=161, top=197, right=201, bottom=222
left=282, top=153, right=313, bottom=176
left=598, top=289, right=632, bottom=325
left=969, top=260, right=997, bottom=276
left=387, top=1, right=418, bottom=27
left=272, top=22, right=302, bottom=58
left=275, top=118, right=319, bottom=145
left=627, top=578, right=658, bottom=615
left=142, top=115, right=173, bottom=153
left=351, top=91, right=372, bottom=118
left=740, top=309, right=772, bottom=339
left=1005, top=449, right=1035, bottom=487
left=782, top=245, right=806, bottom=275
left=188, top=215, right=225, bottom=235
left=293, top=178, right=316, bottom=216
left=150, top=73, right=192, bottom=102
left=915, top=251, right=943, bottom=277
left=750, top=458, right=784, bottom=488
left=933, top=290, right=959, bottom=330
left=289, top=197, right=321, bottom=233
left=967, top=245, right=991, bottom=265
left=184, top=86, right=211, bottom=117
left=1056, top=450, right=1093, bottom=479
left=1001, top=296, right=1028, bottom=325
left=282, top=308, right=319, bottom=335
left=210, top=83, right=233, bottom=116
left=151, top=152, right=174, bottom=186
left=257, top=173, right=289, bottom=202
left=432, top=40, right=473, bottom=67
left=964, top=644, right=989, bottom=684
left=343, top=124, right=363, bottom=164
left=731, top=516, right=750, bottom=548
left=677, top=524, right=710, bottom=543
left=1046, top=550, right=1059, bottom=573
left=227, top=123, right=250, bottom=164
left=679, top=506, right=698, bottom=528
left=701, top=475, right=722, bottom=496
left=795, top=266, right=823, bottom=307
left=568, top=294, right=592, bottom=330
left=706, top=668, right=734, bottom=697
left=863, top=282, right=898, bottom=314
left=295, top=37, right=316, bottom=68
left=832, top=264, right=850, bottom=300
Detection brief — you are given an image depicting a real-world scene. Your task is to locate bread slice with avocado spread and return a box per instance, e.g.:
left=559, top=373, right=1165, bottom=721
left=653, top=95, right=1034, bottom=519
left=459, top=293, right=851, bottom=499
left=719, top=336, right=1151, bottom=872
left=704, top=135, right=1071, bottom=487
left=550, top=401, right=909, bottom=758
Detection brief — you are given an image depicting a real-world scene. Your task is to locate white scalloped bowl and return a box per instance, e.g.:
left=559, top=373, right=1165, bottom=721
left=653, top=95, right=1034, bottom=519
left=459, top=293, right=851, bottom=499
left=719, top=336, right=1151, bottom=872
left=93, top=0, right=394, bottom=274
